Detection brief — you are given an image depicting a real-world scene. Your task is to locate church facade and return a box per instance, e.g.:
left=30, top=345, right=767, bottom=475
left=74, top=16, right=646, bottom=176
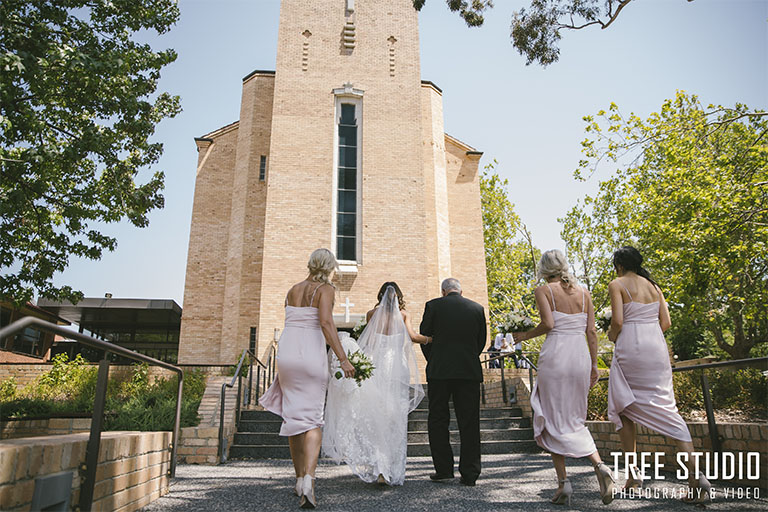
left=178, top=0, right=489, bottom=366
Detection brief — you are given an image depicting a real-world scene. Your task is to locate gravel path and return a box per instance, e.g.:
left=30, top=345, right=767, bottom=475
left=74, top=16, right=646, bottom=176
left=142, top=454, right=766, bottom=512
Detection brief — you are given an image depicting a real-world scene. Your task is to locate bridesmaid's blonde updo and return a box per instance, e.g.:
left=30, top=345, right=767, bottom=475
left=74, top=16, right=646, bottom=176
left=537, top=249, right=579, bottom=289
left=307, top=248, right=338, bottom=287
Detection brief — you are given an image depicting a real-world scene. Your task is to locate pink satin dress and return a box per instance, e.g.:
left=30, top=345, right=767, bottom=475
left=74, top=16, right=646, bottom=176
left=260, top=290, right=329, bottom=437
left=530, top=286, right=598, bottom=458
left=607, top=286, right=692, bottom=442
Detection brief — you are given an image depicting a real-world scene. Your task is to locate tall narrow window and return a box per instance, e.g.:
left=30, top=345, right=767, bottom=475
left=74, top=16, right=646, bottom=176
left=249, top=327, right=257, bottom=353
left=259, top=155, right=267, bottom=181
left=336, top=103, right=357, bottom=261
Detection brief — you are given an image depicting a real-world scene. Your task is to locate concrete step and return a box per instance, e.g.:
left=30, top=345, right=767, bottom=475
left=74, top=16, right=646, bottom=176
left=229, top=440, right=541, bottom=460
left=238, top=420, right=283, bottom=433
left=232, top=428, right=535, bottom=447
left=240, top=410, right=282, bottom=422
left=407, top=417, right=531, bottom=431
left=407, top=407, right=523, bottom=420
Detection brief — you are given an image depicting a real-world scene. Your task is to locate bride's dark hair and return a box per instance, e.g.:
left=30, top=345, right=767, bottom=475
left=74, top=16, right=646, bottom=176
left=612, top=246, right=659, bottom=289
left=377, top=282, right=406, bottom=310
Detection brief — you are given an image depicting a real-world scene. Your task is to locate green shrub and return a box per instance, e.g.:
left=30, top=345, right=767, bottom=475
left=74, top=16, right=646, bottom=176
left=587, top=381, right=609, bottom=421
left=0, top=377, right=18, bottom=401
left=0, top=360, right=207, bottom=430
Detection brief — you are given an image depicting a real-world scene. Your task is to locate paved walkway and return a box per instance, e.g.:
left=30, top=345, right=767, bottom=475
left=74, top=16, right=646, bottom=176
left=142, top=455, right=766, bottom=512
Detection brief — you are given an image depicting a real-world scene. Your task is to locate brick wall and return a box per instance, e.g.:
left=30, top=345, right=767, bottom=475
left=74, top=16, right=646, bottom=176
left=1, top=418, right=91, bottom=440
left=177, top=376, right=238, bottom=465
left=0, top=430, right=171, bottom=512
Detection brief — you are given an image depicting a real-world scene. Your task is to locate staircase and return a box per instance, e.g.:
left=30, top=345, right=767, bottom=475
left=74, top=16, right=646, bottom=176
left=229, top=388, right=539, bottom=460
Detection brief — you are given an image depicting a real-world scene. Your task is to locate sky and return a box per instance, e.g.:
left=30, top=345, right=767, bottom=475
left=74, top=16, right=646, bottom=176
left=52, top=0, right=768, bottom=306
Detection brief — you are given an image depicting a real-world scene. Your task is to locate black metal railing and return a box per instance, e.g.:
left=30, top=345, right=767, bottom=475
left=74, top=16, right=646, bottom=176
left=0, top=317, right=184, bottom=512
left=597, top=356, right=768, bottom=454
left=479, top=350, right=538, bottom=406
left=217, top=341, right=277, bottom=463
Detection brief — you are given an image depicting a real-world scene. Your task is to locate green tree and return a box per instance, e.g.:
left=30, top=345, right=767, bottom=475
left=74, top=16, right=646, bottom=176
left=0, top=0, right=181, bottom=306
left=414, top=0, right=694, bottom=66
left=481, top=161, right=540, bottom=330
left=565, top=92, right=768, bottom=359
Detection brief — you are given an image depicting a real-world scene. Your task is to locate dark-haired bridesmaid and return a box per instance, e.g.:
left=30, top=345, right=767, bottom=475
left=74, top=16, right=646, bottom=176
left=607, top=246, right=711, bottom=503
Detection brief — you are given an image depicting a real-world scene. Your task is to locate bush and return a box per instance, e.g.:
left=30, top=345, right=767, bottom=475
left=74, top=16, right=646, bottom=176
left=587, top=381, right=609, bottom=421
left=0, top=360, right=207, bottom=431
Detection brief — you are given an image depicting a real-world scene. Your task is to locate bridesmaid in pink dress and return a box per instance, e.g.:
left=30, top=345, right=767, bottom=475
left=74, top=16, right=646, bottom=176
left=607, top=246, right=711, bottom=503
left=514, top=250, right=614, bottom=506
left=260, top=248, right=355, bottom=509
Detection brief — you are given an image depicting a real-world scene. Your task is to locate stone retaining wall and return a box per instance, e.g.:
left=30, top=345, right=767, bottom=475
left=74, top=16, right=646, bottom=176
left=177, top=376, right=238, bottom=465
left=0, top=430, right=171, bottom=512
left=0, top=417, right=91, bottom=440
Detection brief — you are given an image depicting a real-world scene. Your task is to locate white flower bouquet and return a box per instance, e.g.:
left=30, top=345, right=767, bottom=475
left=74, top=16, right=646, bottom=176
left=500, top=310, right=536, bottom=333
left=351, top=318, right=367, bottom=340
left=334, top=349, right=375, bottom=387
left=596, top=307, right=612, bottom=332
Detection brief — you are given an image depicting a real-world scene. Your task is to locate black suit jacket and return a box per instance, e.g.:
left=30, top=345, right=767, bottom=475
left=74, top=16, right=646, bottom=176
left=419, top=292, right=488, bottom=381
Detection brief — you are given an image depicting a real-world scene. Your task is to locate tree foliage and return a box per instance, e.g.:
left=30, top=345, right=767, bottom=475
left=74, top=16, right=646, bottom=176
left=562, top=92, right=768, bottom=359
left=0, top=0, right=181, bottom=306
left=415, top=0, right=694, bottom=66
left=480, top=161, right=540, bottom=330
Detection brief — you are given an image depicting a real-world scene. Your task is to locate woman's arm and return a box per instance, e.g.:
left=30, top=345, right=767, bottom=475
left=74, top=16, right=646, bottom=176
left=657, top=287, right=672, bottom=332
left=607, top=280, right=624, bottom=342
left=317, top=285, right=355, bottom=377
left=402, top=310, right=431, bottom=344
left=584, top=290, right=599, bottom=387
left=512, top=286, right=554, bottom=343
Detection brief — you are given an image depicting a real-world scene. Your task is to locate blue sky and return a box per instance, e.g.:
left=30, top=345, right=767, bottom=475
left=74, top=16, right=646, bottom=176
left=52, top=0, right=768, bottom=305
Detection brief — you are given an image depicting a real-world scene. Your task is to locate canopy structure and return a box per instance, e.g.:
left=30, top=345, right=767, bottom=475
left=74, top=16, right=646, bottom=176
left=38, top=298, right=182, bottom=363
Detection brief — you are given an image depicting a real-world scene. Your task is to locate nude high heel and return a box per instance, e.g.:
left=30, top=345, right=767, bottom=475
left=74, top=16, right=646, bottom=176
left=551, top=479, right=573, bottom=506
left=299, top=474, right=316, bottom=509
left=594, top=462, right=615, bottom=504
left=682, top=473, right=712, bottom=504
left=294, top=477, right=303, bottom=497
left=624, top=465, right=644, bottom=491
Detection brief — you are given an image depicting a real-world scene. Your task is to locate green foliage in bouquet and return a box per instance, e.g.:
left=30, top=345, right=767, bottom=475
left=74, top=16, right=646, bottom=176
left=334, top=349, right=375, bottom=387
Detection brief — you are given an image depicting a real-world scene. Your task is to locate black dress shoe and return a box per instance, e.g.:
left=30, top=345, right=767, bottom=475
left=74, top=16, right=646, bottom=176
left=429, top=473, right=454, bottom=482
left=459, top=477, right=476, bottom=486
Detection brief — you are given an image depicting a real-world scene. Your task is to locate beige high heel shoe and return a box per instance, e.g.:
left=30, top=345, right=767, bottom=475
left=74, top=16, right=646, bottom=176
left=294, top=477, right=303, bottom=497
left=299, top=474, right=316, bottom=509
left=594, top=462, right=615, bottom=504
left=624, top=465, right=644, bottom=491
left=551, top=479, right=573, bottom=506
left=682, top=473, right=712, bottom=504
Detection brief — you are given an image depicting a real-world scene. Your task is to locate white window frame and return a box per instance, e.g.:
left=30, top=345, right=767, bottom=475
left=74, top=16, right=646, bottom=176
left=332, top=86, right=363, bottom=269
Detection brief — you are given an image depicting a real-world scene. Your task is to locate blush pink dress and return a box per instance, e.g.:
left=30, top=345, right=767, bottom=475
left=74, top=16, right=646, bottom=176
left=530, top=285, right=598, bottom=458
left=260, top=286, right=329, bottom=437
left=607, top=285, right=692, bottom=442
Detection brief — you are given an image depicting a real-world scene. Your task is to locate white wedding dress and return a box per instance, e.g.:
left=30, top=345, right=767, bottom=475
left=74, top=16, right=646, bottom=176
left=322, top=286, right=424, bottom=485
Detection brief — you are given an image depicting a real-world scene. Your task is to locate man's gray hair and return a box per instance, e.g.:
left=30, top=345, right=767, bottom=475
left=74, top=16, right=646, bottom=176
left=441, top=277, right=462, bottom=293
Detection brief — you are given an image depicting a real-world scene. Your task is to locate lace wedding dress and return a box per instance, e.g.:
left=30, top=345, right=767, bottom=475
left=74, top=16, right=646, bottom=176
left=322, top=286, right=424, bottom=485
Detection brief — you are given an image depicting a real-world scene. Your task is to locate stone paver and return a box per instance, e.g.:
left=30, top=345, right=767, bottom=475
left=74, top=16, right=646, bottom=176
left=142, top=454, right=766, bottom=511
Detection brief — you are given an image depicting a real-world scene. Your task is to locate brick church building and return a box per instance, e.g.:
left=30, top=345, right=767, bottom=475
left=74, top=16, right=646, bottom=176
left=178, top=0, right=489, bottom=367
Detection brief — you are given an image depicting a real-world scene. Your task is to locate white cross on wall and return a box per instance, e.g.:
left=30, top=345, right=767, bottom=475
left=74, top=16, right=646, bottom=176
left=346, top=0, right=354, bottom=12
left=341, top=297, right=355, bottom=323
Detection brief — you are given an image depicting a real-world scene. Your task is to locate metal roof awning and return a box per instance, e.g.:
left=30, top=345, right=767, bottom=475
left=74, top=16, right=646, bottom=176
left=36, top=298, right=182, bottom=330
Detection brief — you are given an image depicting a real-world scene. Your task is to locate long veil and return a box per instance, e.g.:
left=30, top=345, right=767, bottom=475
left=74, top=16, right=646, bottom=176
left=357, top=285, right=425, bottom=414
left=322, top=285, right=424, bottom=485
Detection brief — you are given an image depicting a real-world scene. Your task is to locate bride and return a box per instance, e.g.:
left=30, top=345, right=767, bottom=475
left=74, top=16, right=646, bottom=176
left=323, top=282, right=430, bottom=486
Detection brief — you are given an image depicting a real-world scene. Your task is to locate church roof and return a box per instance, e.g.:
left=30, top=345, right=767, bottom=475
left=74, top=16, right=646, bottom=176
left=445, top=133, right=482, bottom=156
left=198, top=120, right=239, bottom=141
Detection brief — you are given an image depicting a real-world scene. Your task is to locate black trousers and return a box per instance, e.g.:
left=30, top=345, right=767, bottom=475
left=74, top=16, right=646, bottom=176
left=427, top=379, right=481, bottom=481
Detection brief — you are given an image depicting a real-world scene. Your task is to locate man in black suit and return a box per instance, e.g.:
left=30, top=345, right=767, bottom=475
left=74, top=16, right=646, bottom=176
left=420, top=277, right=487, bottom=486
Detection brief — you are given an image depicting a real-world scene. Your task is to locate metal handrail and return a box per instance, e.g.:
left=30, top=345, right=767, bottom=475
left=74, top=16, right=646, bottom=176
left=0, top=316, right=184, bottom=512
left=217, top=348, right=268, bottom=463
left=479, top=350, right=538, bottom=406
left=596, top=356, right=768, bottom=454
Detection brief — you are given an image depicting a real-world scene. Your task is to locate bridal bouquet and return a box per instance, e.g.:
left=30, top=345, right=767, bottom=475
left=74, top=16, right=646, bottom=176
left=335, top=349, right=375, bottom=387
left=596, top=307, right=612, bottom=332
left=500, top=310, right=535, bottom=333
